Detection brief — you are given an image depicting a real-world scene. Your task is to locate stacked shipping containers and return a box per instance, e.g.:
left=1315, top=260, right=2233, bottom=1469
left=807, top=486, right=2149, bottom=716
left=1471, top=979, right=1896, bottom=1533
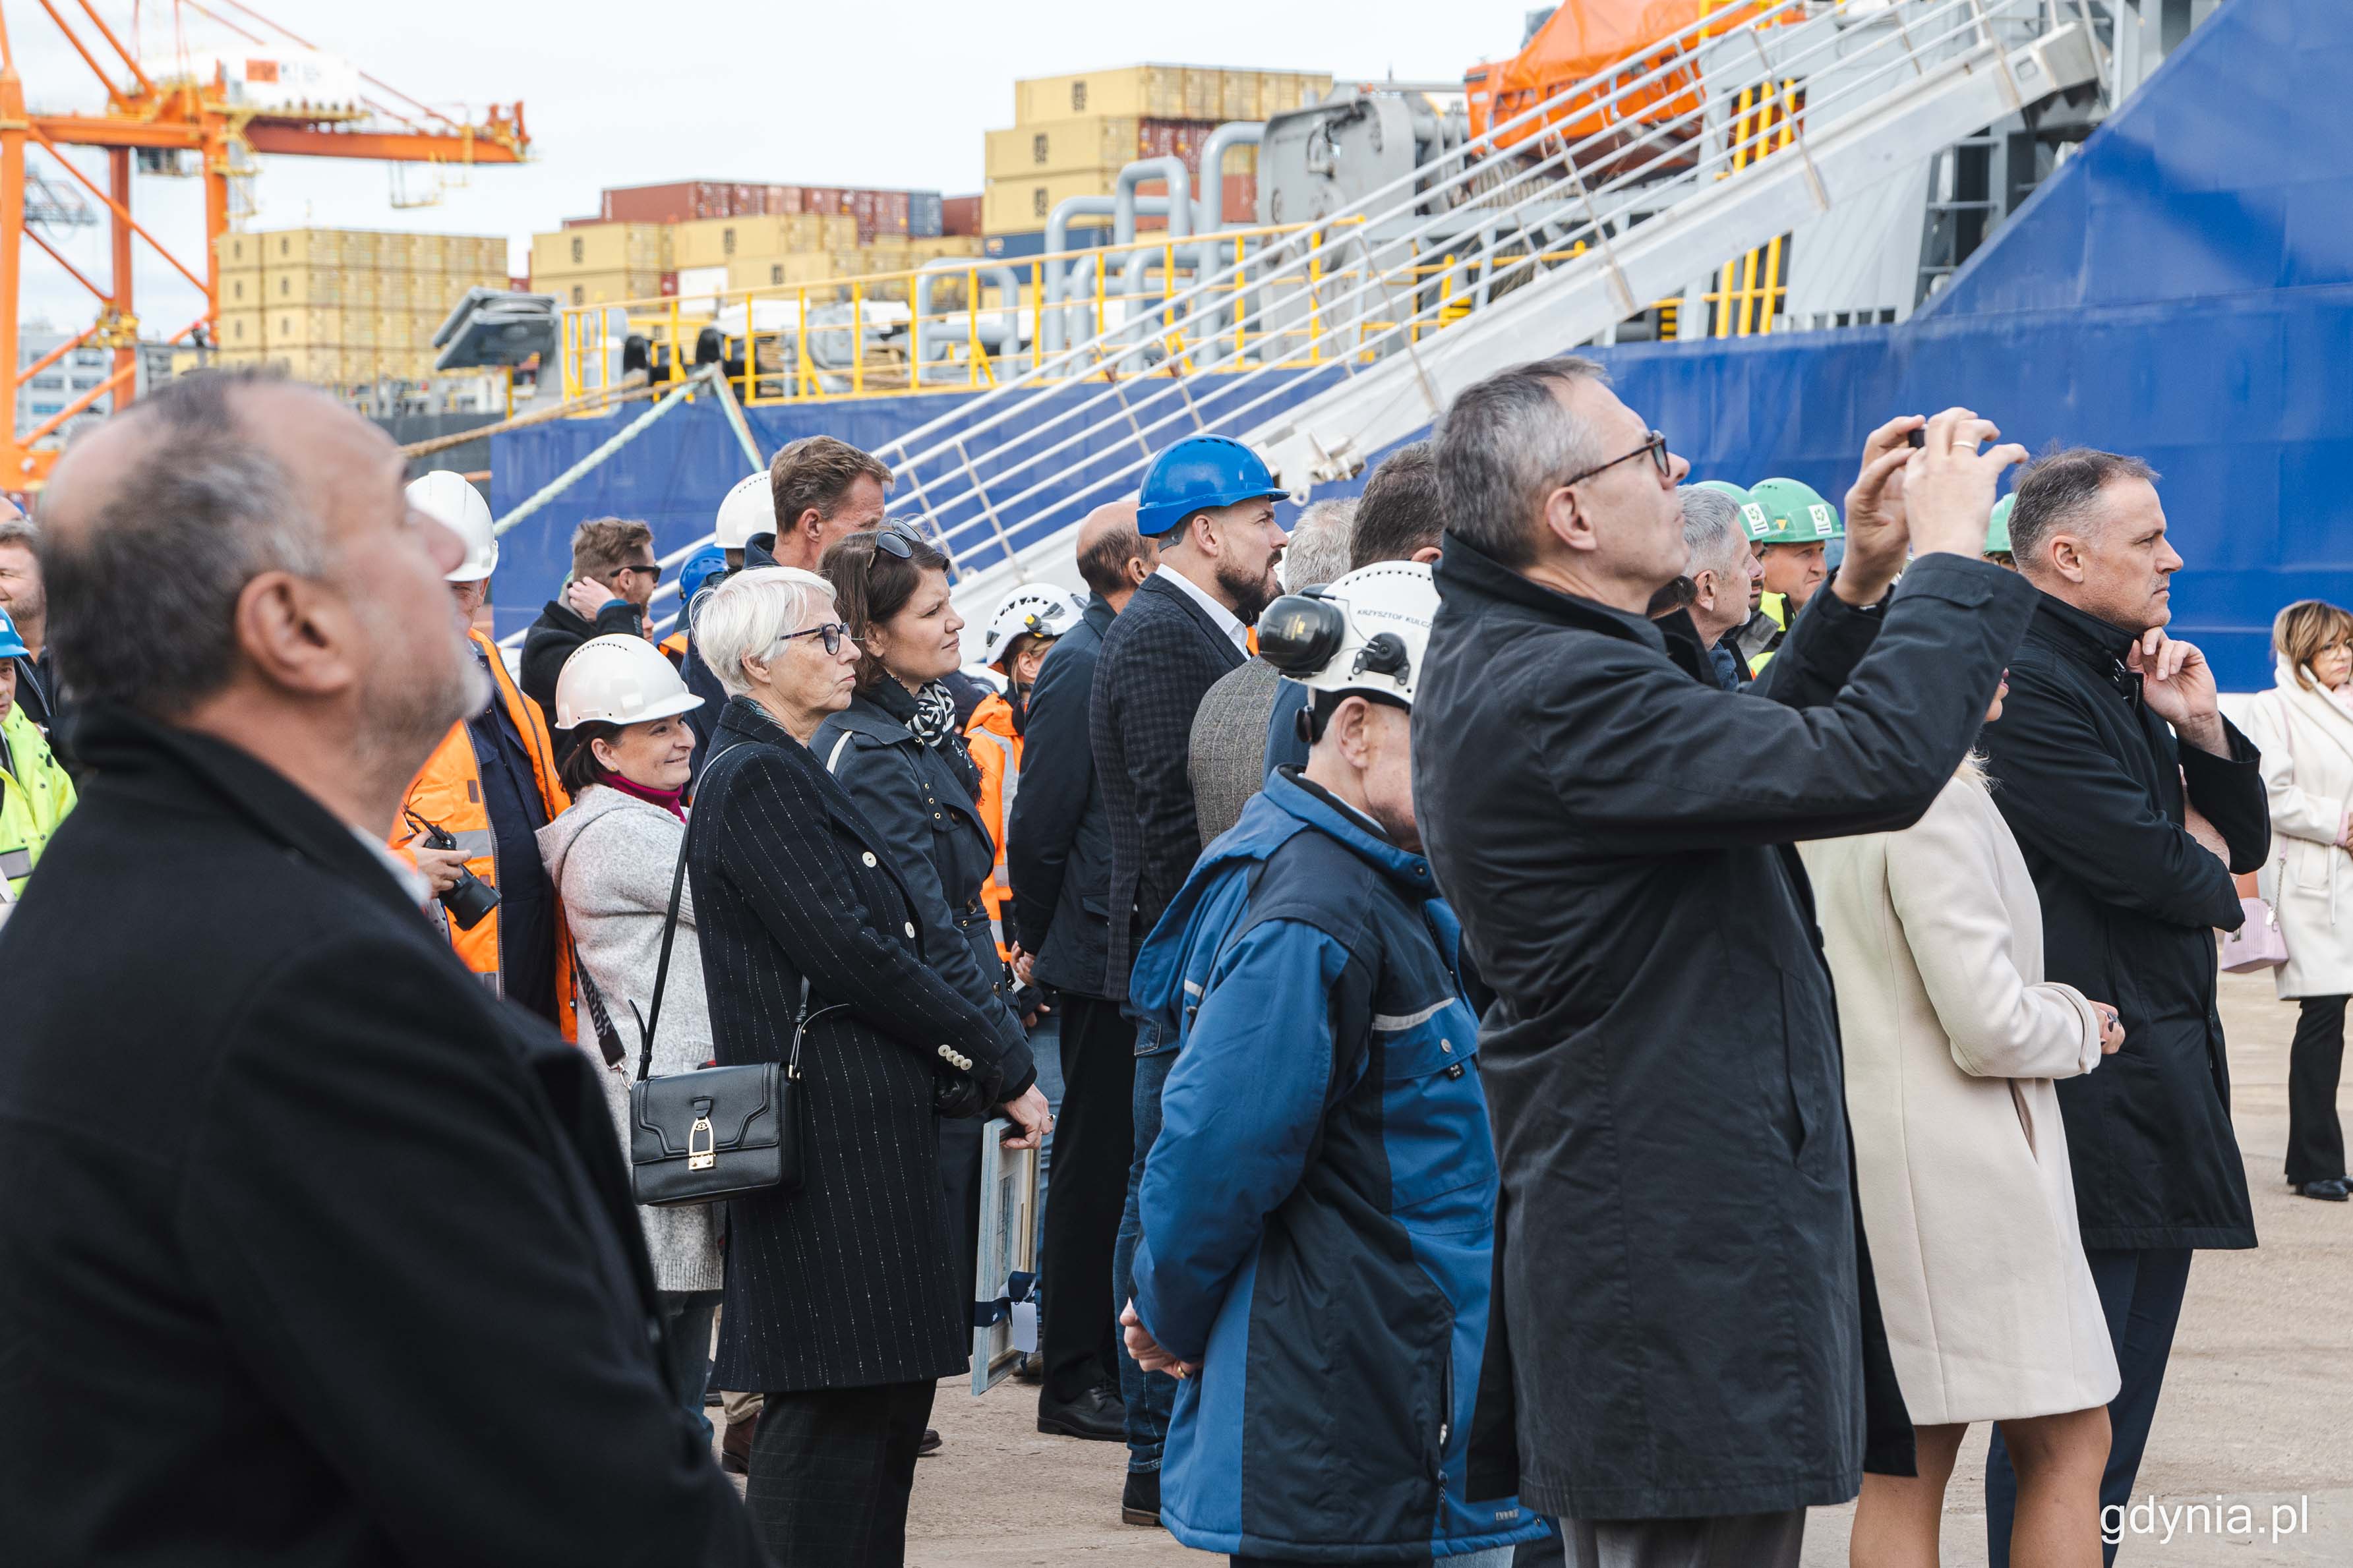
left=982, top=65, right=1332, bottom=238
left=214, top=229, right=509, bottom=386
left=524, top=222, right=672, bottom=308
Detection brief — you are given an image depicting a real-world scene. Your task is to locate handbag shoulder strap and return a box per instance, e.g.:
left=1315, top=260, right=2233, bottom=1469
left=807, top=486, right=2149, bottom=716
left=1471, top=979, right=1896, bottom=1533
left=569, top=933, right=627, bottom=1069
left=639, top=741, right=741, bottom=1083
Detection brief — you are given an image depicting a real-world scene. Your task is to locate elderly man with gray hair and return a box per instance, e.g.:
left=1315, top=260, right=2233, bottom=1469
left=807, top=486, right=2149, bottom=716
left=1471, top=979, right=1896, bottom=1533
left=1187, top=498, right=1356, bottom=844
left=1678, top=484, right=1768, bottom=690
left=0, top=369, right=763, bottom=1565
left=1414, top=355, right=2042, bottom=1568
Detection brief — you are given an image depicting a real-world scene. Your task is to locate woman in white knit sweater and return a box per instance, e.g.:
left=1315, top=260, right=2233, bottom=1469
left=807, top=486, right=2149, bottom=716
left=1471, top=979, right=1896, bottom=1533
left=536, top=636, right=723, bottom=1433
left=1801, top=672, right=2125, bottom=1568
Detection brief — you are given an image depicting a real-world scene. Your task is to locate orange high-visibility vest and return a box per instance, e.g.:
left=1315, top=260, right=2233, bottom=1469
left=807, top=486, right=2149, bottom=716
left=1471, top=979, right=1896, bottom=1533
left=394, top=627, right=577, bottom=1041
left=659, top=629, right=689, bottom=668
left=965, top=689, right=1021, bottom=956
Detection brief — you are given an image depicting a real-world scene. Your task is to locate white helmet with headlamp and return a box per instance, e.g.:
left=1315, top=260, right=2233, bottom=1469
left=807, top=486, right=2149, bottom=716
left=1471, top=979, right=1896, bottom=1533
left=980, top=584, right=1090, bottom=669
left=1255, top=560, right=1437, bottom=710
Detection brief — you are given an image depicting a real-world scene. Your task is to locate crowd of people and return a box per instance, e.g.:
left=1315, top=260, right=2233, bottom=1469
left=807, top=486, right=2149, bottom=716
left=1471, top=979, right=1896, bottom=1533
left=0, top=359, right=2347, bottom=1568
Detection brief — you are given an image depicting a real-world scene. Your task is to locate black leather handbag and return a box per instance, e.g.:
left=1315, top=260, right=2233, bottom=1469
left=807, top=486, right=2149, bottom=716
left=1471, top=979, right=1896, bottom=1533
left=624, top=809, right=838, bottom=1207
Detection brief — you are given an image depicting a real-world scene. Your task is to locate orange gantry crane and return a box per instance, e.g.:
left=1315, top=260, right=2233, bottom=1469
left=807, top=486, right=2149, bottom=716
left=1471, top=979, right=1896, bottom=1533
left=0, top=0, right=530, bottom=486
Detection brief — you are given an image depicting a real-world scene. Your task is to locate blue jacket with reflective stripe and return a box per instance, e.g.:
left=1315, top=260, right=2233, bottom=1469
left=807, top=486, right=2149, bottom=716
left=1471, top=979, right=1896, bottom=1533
left=1130, top=770, right=1549, bottom=1562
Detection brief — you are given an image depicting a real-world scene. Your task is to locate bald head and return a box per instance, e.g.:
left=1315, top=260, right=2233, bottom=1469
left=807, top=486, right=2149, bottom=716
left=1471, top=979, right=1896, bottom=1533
left=38, top=368, right=475, bottom=827
left=1075, top=498, right=1156, bottom=608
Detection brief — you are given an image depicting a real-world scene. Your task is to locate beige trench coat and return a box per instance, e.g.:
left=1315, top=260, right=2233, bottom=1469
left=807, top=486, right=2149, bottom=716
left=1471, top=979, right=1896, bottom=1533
left=1800, top=772, right=2120, bottom=1426
left=2242, top=664, right=2353, bottom=999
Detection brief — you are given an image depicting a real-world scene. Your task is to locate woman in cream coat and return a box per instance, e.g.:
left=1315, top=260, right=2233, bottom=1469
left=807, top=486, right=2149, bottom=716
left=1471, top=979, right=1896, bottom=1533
left=1801, top=674, right=2124, bottom=1568
left=2239, top=600, right=2353, bottom=1200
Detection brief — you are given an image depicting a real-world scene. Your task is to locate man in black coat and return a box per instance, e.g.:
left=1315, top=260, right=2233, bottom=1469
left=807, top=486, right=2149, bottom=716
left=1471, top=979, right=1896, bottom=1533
left=1975, top=448, right=2268, bottom=1566
left=1006, top=501, right=1158, bottom=1444
left=519, top=513, right=661, bottom=719
left=1089, top=436, right=1287, bottom=1523
left=1415, top=361, right=2039, bottom=1568
left=0, top=370, right=761, bottom=1565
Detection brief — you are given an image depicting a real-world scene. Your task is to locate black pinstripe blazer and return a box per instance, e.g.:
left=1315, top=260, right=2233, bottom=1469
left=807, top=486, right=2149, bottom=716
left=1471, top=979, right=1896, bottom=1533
left=691, top=697, right=1036, bottom=1394
left=1088, top=571, right=1247, bottom=1002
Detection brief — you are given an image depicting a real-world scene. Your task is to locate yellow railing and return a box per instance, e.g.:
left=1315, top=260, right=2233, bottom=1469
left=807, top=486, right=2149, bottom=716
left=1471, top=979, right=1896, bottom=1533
left=555, top=217, right=1680, bottom=407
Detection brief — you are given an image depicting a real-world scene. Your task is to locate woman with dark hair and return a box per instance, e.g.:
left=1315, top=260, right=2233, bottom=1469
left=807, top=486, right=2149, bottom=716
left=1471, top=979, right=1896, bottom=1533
left=2243, top=598, right=2353, bottom=1202
left=533, top=635, right=721, bottom=1433
left=813, top=526, right=1085, bottom=1435
left=690, top=566, right=1048, bottom=1561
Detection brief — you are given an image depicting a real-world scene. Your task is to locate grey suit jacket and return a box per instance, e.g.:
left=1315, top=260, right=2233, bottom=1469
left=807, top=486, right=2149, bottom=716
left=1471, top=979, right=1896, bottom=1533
left=1188, top=658, right=1282, bottom=846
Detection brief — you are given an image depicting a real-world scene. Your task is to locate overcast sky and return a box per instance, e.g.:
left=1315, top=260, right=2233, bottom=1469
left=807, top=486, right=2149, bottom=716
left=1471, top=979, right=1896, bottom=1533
left=13, top=0, right=1536, bottom=335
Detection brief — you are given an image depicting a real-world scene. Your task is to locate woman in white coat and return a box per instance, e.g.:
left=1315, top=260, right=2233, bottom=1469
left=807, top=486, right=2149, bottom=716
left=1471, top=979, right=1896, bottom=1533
left=535, top=635, right=725, bottom=1431
left=2239, top=600, right=2353, bottom=1202
left=1801, top=673, right=2126, bottom=1568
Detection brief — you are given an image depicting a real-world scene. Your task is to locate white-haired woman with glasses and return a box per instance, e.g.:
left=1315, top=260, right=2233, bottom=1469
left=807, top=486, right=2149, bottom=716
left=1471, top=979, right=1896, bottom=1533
left=688, top=566, right=1050, bottom=1563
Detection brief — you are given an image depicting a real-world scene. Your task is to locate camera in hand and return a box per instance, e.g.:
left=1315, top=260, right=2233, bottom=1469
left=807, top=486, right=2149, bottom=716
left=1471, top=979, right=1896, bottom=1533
left=403, top=809, right=500, bottom=929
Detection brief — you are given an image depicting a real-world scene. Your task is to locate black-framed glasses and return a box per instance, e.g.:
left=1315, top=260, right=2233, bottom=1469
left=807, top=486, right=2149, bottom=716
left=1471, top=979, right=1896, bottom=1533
left=614, top=560, right=663, bottom=585
left=1560, top=430, right=1672, bottom=489
left=778, top=622, right=852, bottom=656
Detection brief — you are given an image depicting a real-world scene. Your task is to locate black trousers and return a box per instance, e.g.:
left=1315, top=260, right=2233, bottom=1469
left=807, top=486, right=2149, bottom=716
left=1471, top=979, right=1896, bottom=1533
left=937, top=1113, right=983, bottom=1315
left=744, top=1378, right=938, bottom=1567
left=1038, top=991, right=1137, bottom=1405
left=2286, top=993, right=2348, bottom=1184
left=1985, top=1247, right=2193, bottom=1567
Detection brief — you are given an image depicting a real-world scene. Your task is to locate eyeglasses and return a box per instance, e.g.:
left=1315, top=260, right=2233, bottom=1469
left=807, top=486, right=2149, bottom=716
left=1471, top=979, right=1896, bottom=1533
left=777, top=622, right=852, bottom=656
left=614, top=561, right=663, bottom=585
left=1559, top=430, right=1673, bottom=490
left=868, top=523, right=919, bottom=567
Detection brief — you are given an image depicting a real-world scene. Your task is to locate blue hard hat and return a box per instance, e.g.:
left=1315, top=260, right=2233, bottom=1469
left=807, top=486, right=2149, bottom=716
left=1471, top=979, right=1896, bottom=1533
left=1135, top=435, right=1288, bottom=538
left=0, top=607, right=24, bottom=661
left=677, top=545, right=729, bottom=608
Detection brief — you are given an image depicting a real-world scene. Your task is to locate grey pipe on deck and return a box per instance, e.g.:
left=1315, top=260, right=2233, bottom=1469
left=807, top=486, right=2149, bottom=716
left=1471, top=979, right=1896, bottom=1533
left=912, top=260, right=1025, bottom=384
left=1193, top=121, right=1263, bottom=232
left=1042, top=192, right=1174, bottom=356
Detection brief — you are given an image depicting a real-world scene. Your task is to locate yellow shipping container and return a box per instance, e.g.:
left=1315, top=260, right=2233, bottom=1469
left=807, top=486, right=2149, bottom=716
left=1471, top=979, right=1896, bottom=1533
left=266, top=306, right=343, bottom=347
left=909, top=235, right=986, bottom=262
left=675, top=215, right=835, bottom=270
left=991, top=168, right=1199, bottom=235
left=535, top=269, right=664, bottom=306
left=1183, top=67, right=1220, bottom=121
left=220, top=271, right=265, bottom=308
left=343, top=271, right=384, bottom=308
left=216, top=232, right=265, bottom=274
left=727, top=254, right=833, bottom=292
left=345, top=231, right=388, bottom=271
left=1016, top=65, right=1185, bottom=123
left=531, top=223, right=669, bottom=279
left=262, top=266, right=345, bottom=307
left=1221, top=71, right=1259, bottom=121
left=987, top=116, right=1144, bottom=179
left=259, top=228, right=347, bottom=269
left=218, top=308, right=265, bottom=349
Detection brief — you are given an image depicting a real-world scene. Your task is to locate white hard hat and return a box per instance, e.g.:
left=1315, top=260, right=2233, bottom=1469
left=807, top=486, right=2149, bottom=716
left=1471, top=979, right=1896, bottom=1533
left=1256, top=560, right=1438, bottom=708
left=714, top=472, right=774, bottom=551
left=408, top=470, right=496, bottom=583
left=554, top=634, right=706, bottom=730
left=980, top=584, right=1090, bottom=668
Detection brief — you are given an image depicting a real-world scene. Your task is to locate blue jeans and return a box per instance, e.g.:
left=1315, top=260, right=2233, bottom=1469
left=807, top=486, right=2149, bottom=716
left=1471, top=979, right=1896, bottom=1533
left=1113, top=1041, right=1178, bottom=1474
left=659, top=1289, right=723, bottom=1441
left=1028, top=1010, right=1064, bottom=1256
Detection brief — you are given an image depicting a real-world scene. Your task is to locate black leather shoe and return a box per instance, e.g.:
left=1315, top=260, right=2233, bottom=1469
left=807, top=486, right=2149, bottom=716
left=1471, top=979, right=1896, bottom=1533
left=2292, top=1178, right=2350, bottom=1201
left=916, top=1428, right=943, bottom=1457
left=1120, top=1466, right=1161, bottom=1526
left=1037, top=1383, right=1127, bottom=1441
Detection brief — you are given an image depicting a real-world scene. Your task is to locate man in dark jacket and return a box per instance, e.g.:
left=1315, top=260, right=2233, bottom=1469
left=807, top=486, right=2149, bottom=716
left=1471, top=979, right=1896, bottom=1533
left=1975, top=448, right=2268, bottom=1566
left=1415, top=359, right=2039, bottom=1568
left=1092, top=434, right=1287, bottom=1523
left=0, top=370, right=760, bottom=1565
left=1007, top=500, right=1156, bottom=1451
left=520, top=513, right=660, bottom=718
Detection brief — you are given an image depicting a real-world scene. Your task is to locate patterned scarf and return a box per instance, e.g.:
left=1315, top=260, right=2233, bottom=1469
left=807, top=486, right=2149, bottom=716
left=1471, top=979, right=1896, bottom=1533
left=870, top=677, right=982, bottom=799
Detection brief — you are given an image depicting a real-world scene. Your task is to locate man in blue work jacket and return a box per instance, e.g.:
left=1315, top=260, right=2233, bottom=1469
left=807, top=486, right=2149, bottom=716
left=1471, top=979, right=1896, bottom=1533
left=1121, top=561, right=1549, bottom=1567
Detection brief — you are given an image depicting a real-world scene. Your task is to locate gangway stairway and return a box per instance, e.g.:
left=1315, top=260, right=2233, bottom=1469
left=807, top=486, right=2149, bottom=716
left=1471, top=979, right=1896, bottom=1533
left=647, top=1, right=2105, bottom=635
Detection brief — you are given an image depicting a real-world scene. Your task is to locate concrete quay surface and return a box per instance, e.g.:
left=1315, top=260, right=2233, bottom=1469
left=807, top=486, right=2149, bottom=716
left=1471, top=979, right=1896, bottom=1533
left=879, top=971, right=2349, bottom=1566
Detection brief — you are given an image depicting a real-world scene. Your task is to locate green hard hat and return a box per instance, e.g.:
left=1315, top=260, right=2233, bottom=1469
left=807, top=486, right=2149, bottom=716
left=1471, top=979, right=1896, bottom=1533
left=1986, top=493, right=2015, bottom=554
left=1693, top=479, right=1772, bottom=543
left=1750, top=477, right=1842, bottom=544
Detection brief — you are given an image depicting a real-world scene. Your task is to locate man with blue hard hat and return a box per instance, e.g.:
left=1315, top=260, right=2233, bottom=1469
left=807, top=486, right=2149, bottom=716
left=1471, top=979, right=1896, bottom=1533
left=1089, top=431, right=1288, bottom=1528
